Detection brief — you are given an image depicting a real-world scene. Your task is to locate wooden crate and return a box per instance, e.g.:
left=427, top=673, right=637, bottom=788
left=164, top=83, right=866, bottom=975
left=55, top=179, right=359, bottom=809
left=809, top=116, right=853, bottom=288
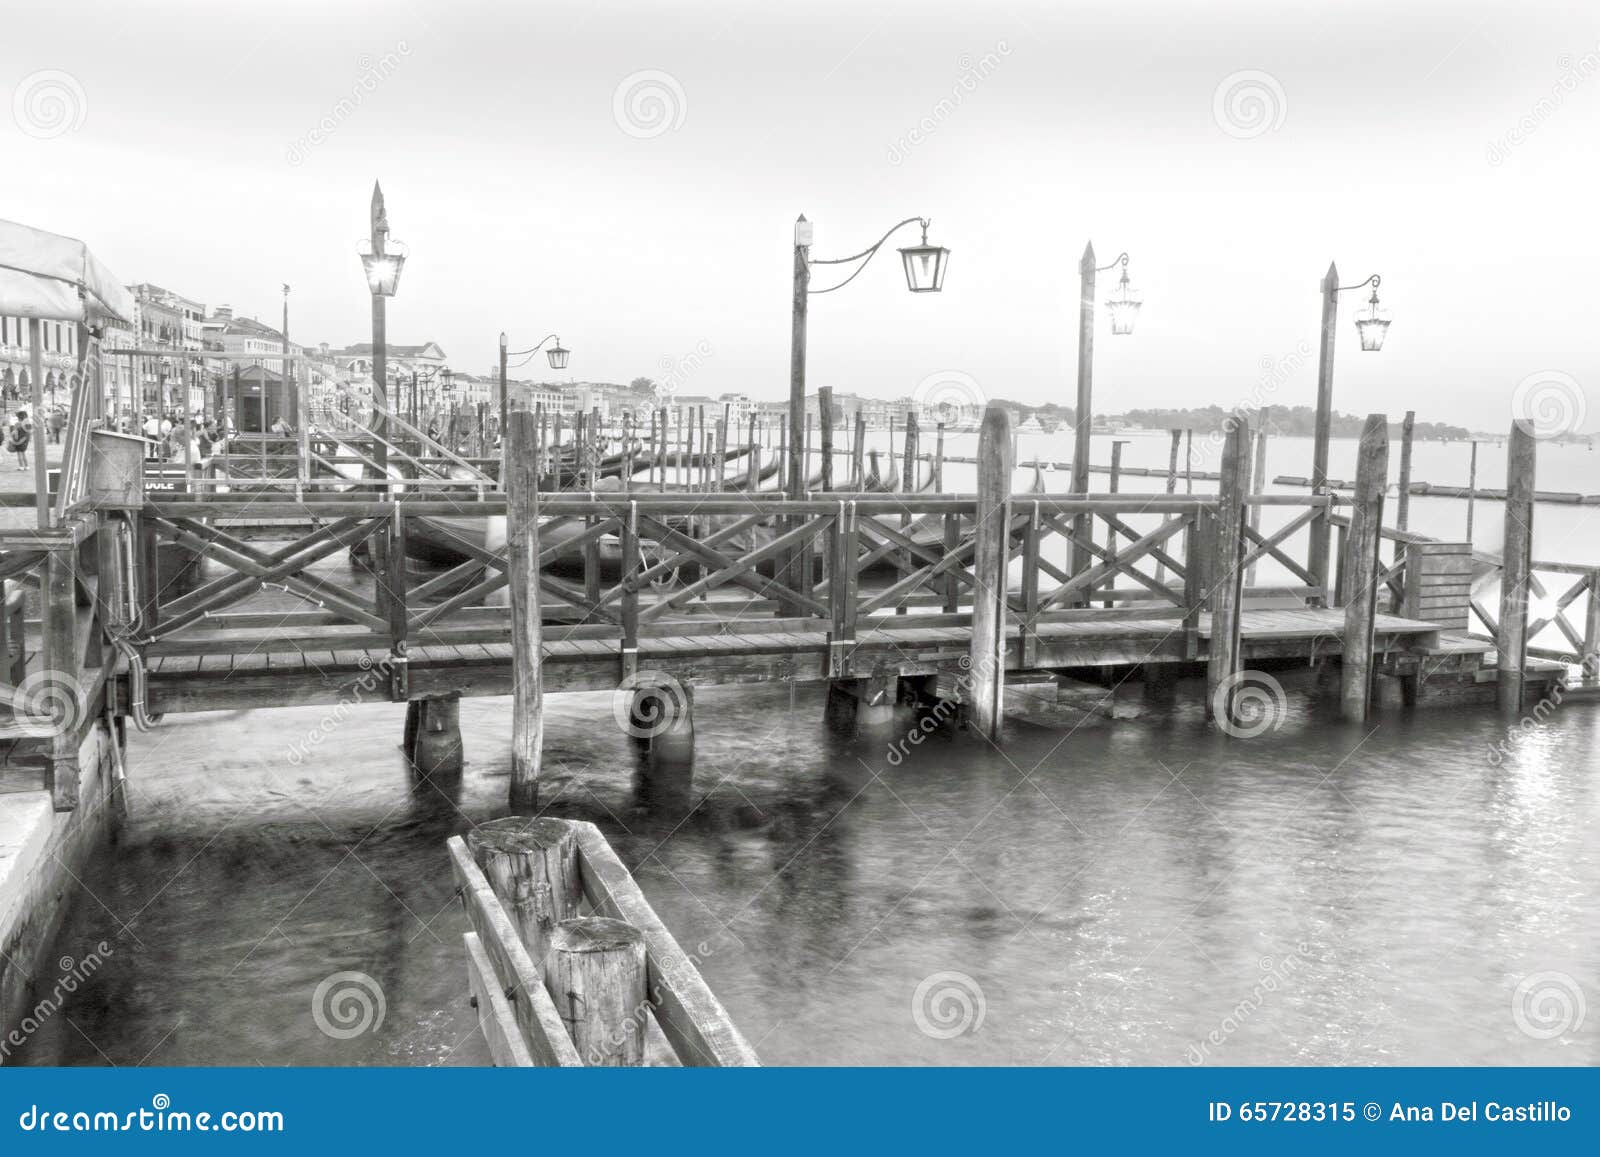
left=1402, top=541, right=1473, bottom=631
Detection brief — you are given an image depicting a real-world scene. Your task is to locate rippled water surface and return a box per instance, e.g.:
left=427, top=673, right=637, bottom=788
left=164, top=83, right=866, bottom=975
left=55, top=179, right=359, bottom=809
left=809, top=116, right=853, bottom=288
left=16, top=667, right=1600, bottom=1066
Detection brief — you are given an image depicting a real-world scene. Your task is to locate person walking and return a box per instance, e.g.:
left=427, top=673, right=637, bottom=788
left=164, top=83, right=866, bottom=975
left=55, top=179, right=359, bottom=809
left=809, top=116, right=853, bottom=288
left=7, top=410, right=32, bottom=471
left=48, top=406, right=65, bottom=445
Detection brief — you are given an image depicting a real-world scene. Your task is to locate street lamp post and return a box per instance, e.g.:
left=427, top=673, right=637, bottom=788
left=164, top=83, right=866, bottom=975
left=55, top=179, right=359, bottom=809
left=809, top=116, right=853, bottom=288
left=358, top=180, right=407, bottom=480
left=790, top=214, right=950, bottom=500
left=1069, top=242, right=1141, bottom=579
left=1308, top=264, right=1389, bottom=602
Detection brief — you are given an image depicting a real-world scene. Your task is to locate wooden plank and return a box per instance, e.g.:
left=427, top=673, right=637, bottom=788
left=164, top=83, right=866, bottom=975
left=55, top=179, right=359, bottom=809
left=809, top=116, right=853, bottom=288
left=463, top=931, right=536, bottom=1067
left=571, top=822, right=758, bottom=1067
left=445, top=836, right=581, bottom=1067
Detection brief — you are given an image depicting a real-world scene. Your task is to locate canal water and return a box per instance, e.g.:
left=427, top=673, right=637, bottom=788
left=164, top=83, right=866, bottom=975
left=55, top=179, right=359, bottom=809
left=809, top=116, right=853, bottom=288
left=12, top=429, right=1600, bottom=1066
left=15, top=667, right=1599, bottom=1066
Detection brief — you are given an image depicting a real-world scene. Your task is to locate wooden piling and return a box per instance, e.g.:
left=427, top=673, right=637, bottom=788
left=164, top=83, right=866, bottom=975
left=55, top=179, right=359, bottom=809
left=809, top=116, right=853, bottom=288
left=819, top=387, right=834, bottom=490
left=468, top=816, right=583, bottom=964
left=1396, top=410, right=1415, bottom=534
left=902, top=411, right=919, bottom=494
left=1246, top=408, right=1269, bottom=587
left=851, top=411, right=866, bottom=488
left=543, top=917, right=649, bottom=1066
left=1497, top=420, right=1537, bottom=715
left=1206, top=417, right=1250, bottom=729
left=506, top=409, right=543, bottom=807
left=967, top=405, right=1014, bottom=739
left=1465, top=439, right=1480, bottom=542
left=1339, top=414, right=1390, bottom=722
left=933, top=422, right=946, bottom=491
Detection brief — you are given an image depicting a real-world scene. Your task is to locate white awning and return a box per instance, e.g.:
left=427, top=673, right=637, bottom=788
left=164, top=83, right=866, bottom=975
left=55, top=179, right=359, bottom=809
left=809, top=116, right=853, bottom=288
left=0, top=217, right=134, bottom=328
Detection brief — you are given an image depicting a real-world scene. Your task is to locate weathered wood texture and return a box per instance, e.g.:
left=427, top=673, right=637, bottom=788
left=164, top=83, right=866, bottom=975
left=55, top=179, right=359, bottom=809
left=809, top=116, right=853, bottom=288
left=543, top=917, right=648, bottom=1066
left=967, top=405, right=1015, bottom=738
left=1340, top=413, right=1390, bottom=721
left=506, top=410, right=544, bottom=806
left=1497, top=420, right=1537, bottom=714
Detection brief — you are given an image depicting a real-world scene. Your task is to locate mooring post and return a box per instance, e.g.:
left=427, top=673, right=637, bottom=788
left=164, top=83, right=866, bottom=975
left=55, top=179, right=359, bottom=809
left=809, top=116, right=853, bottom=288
left=544, top=917, right=648, bottom=1066
left=902, top=410, right=919, bottom=494
left=1206, top=417, right=1250, bottom=730
left=1497, top=420, right=1536, bottom=715
left=968, top=404, right=1014, bottom=739
left=409, top=695, right=464, bottom=777
left=468, top=816, right=583, bottom=964
left=506, top=409, right=544, bottom=808
left=851, top=411, right=866, bottom=488
left=1339, top=414, right=1390, bottom=722
left=1396, top=410, right=1415, bottom=535
left=1465, top=439, right=1480, bottom=543
left=1246, top=408, right=1269, bottom=588
left=43, top=547, right=81, bottom=810
left=933, top=422, right=946, bottom=491
left=631, top=681, right=695, bottom=766
left=819, top=386, right=834, bottom=491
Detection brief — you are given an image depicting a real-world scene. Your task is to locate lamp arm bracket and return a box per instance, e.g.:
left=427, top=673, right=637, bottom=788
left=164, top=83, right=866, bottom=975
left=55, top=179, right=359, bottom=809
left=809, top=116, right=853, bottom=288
left=1335, top=274, right=1381, bottom=294
left=507, top=334, right=562, bottom=360
left=1094, top=252, right=1130, bottom=273
left=808, top=216, right=929, bottom=295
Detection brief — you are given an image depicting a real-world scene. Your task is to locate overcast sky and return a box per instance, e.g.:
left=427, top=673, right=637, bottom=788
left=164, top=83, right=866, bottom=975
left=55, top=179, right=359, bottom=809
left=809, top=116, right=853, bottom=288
left=5, top=0, right=1598, bottom=431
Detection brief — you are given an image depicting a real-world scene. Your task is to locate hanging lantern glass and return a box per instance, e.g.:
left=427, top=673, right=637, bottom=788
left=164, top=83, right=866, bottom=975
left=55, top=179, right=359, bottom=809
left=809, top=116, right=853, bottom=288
left=898, top=220, right=950, bottom=293
left=1354, top=286, right=1390, bottom=352
left=546, top=341, right=570, bottom=370
left=1105, top=260, right=1142, bottom=336
left=358, top=238, right=409, bottom=296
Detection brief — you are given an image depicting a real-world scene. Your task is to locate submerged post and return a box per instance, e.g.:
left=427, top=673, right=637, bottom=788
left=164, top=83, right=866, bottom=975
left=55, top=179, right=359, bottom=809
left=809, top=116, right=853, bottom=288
left=1497, top=420, right=1537, bottom=715
left=1340, top=414, right=1390, bottom=722
left=967, top=404, right=1014, bottom=739
left=507, top=409, right=544, bottom=807
left=1207, top=417, right=1251, bottom=729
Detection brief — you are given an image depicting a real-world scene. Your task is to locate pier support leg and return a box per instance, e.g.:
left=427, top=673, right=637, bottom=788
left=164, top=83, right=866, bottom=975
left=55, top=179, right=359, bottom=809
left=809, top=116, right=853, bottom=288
left=407, top=695, right=463, bottom=777
left=544, top=917, right=648, bottom=1066
left=968, top=404, right=1015, bottom=740
left=1339, top=414, right=1390, bottom=722
left=630, top=680, right=695, bottom=766
left=825, top=676, right=898, bottom=732
left=1497, top=420, right=1537, bottom=716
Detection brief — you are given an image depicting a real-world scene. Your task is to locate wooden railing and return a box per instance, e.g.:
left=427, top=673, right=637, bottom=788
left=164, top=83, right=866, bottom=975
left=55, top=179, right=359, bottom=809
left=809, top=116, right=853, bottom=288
left=446, top=817, right=757, bottom=1067
left=131, top=489, right=1333, bottom=672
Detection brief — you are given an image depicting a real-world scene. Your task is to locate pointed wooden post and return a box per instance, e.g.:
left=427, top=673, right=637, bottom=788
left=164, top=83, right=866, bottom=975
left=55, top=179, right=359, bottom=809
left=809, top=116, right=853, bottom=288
left=1308, top=261, right=1340, bottom=605
left=507, top=409, right=544, bottom=807
left=1395, top=410, right=1415, bottom=533
left=1340, top=414, right=1390, bottom=721
left=1497, top=420, right=1537, bottom=715
left=1069, top=241, right=1097, bottom=580
left=1207, top=417, right=1251, bottom=729
left=968, top=404, right=1014, bottom=739
left=1246, top=407, right=1269, bottom=588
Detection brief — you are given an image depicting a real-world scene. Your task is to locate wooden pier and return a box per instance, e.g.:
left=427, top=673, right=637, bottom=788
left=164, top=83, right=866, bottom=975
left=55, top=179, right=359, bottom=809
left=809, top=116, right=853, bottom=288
left=1, top=393, right=1582, bottom=816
